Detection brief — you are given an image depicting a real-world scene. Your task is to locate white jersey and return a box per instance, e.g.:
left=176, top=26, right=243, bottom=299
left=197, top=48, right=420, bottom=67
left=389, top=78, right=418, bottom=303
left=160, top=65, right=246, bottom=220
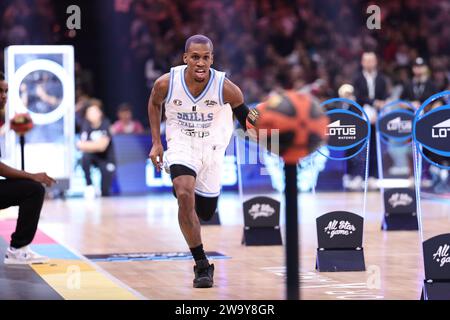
left=164, top=65, right=234, bottom=148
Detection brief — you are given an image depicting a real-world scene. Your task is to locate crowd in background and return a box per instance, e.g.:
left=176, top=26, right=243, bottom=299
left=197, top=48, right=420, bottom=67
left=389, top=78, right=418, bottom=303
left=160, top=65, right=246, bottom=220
left=1, top=0, right=449, bottom=121
left=1, top=0, right=450, bottom=196
left=125, top=0, right=450, bottom=103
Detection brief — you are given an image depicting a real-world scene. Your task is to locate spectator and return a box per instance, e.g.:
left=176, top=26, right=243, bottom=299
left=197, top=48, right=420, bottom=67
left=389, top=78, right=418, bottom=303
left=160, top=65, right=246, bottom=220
left=351, top=52, right=388, bottom=190
left=77, top=99, right=116, bottom=198
left=111, top=103, right=144, bottom=134
left=401, top=57, right=437, bottom=109
left=402, top=58, right=449, bottom=193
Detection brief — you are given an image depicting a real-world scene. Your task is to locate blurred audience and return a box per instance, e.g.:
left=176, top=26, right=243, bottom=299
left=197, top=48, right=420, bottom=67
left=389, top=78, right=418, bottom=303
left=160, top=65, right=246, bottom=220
left=124, top=0, right=449, bottom=105
left=111, top=103, right=144, bottom=135
left=1, top=0, right=449, bottom=115
left=401, top=57, right=437, bottom=109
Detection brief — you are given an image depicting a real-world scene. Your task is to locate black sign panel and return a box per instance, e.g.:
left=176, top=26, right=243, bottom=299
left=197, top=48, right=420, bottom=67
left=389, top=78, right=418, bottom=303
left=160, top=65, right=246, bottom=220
left=423, top=233, right=450, bottom=281
left=415, top=108, right=450, bottom=155
left=316, top=211, right=364, bottom=249
left=243, top=196, right=280, bottom=228
left=383, top=188, right=416, bottom=214
left=378, top=110, right=413, bottom=139
left=325, top=111, right=369, bottom=149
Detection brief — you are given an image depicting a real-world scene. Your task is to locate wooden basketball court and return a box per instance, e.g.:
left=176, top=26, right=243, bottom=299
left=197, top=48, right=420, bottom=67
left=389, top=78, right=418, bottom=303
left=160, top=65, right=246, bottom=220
left=1, top=191, right=448, bottom=300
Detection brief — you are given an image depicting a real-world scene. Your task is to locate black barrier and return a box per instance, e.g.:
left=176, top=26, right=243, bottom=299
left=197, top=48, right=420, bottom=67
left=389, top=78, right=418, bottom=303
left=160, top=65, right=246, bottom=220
left=316, top=211, right=365, bottom=271
left=382, top=188, right=418, bottom=230
left=314, top=98, right=369, bottom=272
left=421, top=233, right=450, bottom=300
left=234, top=132, right=283, bottom=247
left=412, top=90, right=450, bottom=300
left=376, top=100, right=418, bottom=230
left=241, top=196, right=282, bottom=246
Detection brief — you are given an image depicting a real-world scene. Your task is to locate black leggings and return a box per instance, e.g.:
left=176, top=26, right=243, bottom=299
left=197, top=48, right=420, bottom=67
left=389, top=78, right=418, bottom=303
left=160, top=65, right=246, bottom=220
left=81, top=153, right=115, bottom=196
left=0, top=179, right=45, bottom=248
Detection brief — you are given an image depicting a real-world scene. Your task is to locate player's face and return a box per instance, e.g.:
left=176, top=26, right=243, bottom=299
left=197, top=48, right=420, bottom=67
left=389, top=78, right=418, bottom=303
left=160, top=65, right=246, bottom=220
left=183, top=43, right=213, bottom=82
left=0, top=80, right=8, bottom=110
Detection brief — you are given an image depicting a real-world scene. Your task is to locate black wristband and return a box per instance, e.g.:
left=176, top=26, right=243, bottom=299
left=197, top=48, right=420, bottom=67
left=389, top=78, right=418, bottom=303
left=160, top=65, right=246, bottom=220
left=232, top=103, right=250, bottom=130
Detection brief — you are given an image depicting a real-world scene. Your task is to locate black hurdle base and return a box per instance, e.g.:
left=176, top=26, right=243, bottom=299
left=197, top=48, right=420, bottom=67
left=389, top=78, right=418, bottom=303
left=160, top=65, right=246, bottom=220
left=241, top=226, right=282, bottom=246
left=199, top=210, right=221, bottom=225
left=316, top=248, right=366, bottom=272
left=381, top=213, right=418, bottom=231
left=421, top=281, right=450, bottom=300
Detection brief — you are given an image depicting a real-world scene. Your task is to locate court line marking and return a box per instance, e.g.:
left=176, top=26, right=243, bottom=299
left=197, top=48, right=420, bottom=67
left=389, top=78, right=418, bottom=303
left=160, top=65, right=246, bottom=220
left=37, top=225, right=147, bottom=300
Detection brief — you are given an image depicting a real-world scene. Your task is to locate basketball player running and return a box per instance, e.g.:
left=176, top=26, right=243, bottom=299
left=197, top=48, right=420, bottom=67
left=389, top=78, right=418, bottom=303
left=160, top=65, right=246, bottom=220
left=148, top=35, right=252, bottom=288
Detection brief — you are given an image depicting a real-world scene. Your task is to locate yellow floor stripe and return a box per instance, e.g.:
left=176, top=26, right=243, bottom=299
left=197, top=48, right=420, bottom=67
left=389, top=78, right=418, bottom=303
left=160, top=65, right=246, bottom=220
left=31, top=259, right=138, bottom=300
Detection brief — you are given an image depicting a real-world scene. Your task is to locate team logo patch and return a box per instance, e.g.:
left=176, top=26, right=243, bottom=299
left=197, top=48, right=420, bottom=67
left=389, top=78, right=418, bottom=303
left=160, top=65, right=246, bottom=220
left=204, top=100, right=217, bottom=107
left=173, top=99, right=182, bottom=106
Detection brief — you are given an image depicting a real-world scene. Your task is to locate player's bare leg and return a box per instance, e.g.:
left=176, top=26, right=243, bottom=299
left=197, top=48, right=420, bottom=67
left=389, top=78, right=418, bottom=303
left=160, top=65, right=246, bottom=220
left=172, top=174, right=214, bottom=288
left=172, top=175, right=201, bottom=246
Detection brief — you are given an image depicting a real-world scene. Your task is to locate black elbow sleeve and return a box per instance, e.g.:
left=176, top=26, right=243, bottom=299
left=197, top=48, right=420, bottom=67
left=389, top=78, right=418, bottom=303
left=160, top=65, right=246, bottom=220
left=232, top=103, right=250, bottom=130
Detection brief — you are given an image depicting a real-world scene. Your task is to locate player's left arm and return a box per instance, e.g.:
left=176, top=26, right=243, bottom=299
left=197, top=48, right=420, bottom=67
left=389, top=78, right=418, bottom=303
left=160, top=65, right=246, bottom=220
left=223, top=78, right=251, bottom=131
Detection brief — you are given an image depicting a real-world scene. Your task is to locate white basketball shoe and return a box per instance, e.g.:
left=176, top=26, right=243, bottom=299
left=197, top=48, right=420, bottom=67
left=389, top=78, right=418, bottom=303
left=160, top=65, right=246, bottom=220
left=4, top=245, right=50, bottom=265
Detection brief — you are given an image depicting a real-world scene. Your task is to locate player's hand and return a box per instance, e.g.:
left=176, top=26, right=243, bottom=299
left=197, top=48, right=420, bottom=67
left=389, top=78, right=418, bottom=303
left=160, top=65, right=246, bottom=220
left=149, top=142, right=164, bottom=171
left=31, top=172, right=56, bottom=187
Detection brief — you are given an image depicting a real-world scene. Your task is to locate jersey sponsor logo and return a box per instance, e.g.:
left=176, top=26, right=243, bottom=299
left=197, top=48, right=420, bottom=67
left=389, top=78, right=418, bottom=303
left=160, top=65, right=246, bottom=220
left=204, top=100, right=217, bottom=107
left=181, top=129, right=210, bottom=138
left=177, top=112, right=214, bottom=122
left=177, top=120, right=212, bottom=128
left=173, top=99, right=182, bottom=106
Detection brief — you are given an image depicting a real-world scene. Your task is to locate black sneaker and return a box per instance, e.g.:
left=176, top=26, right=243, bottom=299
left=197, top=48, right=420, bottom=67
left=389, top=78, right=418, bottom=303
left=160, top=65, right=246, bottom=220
left=193, top=259, right=214, bottom=288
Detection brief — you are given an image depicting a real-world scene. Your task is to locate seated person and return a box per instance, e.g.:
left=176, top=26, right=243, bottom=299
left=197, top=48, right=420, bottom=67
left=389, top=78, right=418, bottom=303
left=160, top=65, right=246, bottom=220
left=111, top=103, right=144, bottom=134
left=0, top=71, right=56, bottom=264
left=77, top=99, right=116, bottom=198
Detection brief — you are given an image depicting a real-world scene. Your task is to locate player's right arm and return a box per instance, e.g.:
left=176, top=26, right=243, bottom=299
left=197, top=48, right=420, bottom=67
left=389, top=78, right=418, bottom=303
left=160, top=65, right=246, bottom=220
left=0, top=162, right=55, bottom=187
left=148, top=73, right=170, bottom=171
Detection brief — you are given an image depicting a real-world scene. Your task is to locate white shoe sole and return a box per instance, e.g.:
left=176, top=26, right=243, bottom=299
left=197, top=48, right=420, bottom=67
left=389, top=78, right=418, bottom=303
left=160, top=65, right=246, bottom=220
left=4, top=258, right=50, bottom=265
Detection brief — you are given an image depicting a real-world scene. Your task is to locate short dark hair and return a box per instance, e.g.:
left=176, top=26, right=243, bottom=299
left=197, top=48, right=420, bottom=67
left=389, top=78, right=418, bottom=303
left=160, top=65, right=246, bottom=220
left=185, top=34, right=213, bottom=53
left=0, top=71, right=4, bottom=81
left=117, top=102, right=132, bottom=113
